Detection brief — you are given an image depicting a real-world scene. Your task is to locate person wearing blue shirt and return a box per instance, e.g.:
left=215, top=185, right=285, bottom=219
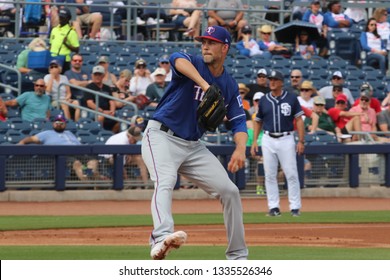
left=4, top=79, right=51, bottom=122
left=236, top=25, right=272, bottom=58
left=142, top=26, right=248, bottom=261
left=323, top=1, right=353, bottom=32
left=18, top=115, right=100, bottom=181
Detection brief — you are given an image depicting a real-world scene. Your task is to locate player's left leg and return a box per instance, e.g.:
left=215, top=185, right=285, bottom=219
left=179, top=142, right=248, bottom=260
left=277, top=135, right=302, bottom=211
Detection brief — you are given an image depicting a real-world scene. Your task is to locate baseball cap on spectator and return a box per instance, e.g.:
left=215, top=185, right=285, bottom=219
left=260, top=25, right=272, bottom=33
left=332, top=71, right=343, bottom=79
left=131, top=115, right=146, bottom=130
left=257, top=68, right=267, bottom=76
left=135, top=59, right=147, bottom=68
left=195, top=26, right=232, bottom=47
left=336, top=94, right=347, bottom=103
left=49, top=59, right=60, bottom=66
left=92, top=65, right=105, bottom=74
left=159, top=55, right=169, bottom=63
left=238, top=83, right=250, bottom=94
left=54, top=115, right=66, bottom=122
left=253, top=92, right=265, bottom=101
left=268, top=70, right=284, bottom=81
left=241, top=25, right=252, bottom=34
left=127, top=126, right=143, bottom=142
left=152, top=67, right=167, bottom=76
left=97, top=56, right=109, bottom=64
left=360, top=90, right=371, bottom=99
left=311, top=0, right=320, bottom=4
left=59, top=8, right=71, bottom=18
left=360, top=82, right=373, bottom=94
left=313, top=96, right=326, bottom=105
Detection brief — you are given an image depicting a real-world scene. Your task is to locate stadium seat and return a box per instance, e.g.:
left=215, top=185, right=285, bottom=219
left=7, top=118, right=31, bottom=135
left=76, top=131, right=99, bottom=144
left=98, top=130, right=114, bottom=143
left=77, top=121, right=102, bottom=135
left=5, top=129, right=25, bottom=144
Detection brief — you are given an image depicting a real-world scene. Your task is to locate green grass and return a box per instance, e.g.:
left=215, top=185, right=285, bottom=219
left=0, top=245, right=389, bottom=260
left=1, top=211, right=389, bottom=260
left=1, top=211, right=390, bottom=231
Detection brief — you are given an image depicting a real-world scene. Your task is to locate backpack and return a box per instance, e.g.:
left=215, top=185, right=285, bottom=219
left=24, top=0, right=43, bottom=25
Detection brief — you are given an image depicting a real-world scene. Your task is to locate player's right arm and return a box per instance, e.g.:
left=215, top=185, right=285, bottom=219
left=250, top=119, right=262, bottom=157
left=174, top=57, right=210, bottom=92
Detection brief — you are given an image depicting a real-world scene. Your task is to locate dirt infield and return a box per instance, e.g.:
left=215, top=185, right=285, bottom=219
left=1, top=197, right=390, bottom=248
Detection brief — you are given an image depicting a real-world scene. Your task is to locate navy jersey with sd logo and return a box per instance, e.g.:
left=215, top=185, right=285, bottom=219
left=255, top=90, right=303, bottom=133
left=153, top=52, right=247, bottom=141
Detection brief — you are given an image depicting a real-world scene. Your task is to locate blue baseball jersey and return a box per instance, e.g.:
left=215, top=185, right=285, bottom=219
left=153, top=52, right=247, bottom=141
left=255, top=90, right=304, bottom=132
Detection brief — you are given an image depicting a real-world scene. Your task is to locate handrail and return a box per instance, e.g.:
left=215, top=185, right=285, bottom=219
left=0, top=63, right=22, bottom=95
left=58, top=81, right=138, bottom=122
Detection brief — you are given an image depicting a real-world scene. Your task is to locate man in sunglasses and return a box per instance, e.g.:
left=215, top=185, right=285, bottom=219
left=155, top=55, right=172, bottom=82
left=352, top=82, right=382, bottom=113
left=236, top=25, right=272, bottom=58
left=318, top=71, right=354, bottom=105
left=4, top=79, right=51, bottom=122
left=64, top=54, right=91, bottom=105
left=18, top=115, right=100, bottom=180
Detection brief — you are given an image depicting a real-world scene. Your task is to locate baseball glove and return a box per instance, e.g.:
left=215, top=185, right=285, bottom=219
left=134, top=94, right=151, bottom=110
left=197, top=84, right=226, bottom=132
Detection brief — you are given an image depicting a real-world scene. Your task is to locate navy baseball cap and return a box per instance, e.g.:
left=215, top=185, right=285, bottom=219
left=49, top=59, right=60, bottom=66
left=54, top=115, right=66, bottom=122
left=268, top=70, right=284, bottom=81
left=159, top=55, right=169, bottom=63
left=59, top=8, right=71, bottom=18
left=195, top=26, right=231, bottom=47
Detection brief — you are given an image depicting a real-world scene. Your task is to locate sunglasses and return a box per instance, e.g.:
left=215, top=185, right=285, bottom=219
left=333, top=89, right=342, bottom=92
left=34, top=84, right=45, bottom=87
left=72, top=59, right=83, bottom=62
left=291, top=76, right=301, bottom=79
left=242, top=31, right=252, bottom=34
left=50, top=65, right=58, bottom=69
left=300, top=88, right=311, bottom=92
left=361, top=98, right=370, bottom=102
left=314, top=103, right=324, bottom=106
left=332, top=76, right=342, bottom=80
left=160, top=61, right=169, bottom=64
left=261, top=32, right=271, bottom=35
left=54, top=121, right=65, bottom=125
left=336, top=101, right=346, bottom=104
left=257, top=75, right=267, bottom=78
left=239, top=91, right=246, bottom=94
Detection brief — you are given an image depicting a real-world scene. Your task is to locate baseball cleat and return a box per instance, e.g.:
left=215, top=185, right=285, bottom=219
left=291, top=209, right=301, bottom=217
left=150, top=231, right=187, bottom=260
left=267, top=207, right=281, bottom=217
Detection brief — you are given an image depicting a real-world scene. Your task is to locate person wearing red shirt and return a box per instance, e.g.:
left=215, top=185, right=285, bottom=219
left=328, top=94, right=363, bottom=141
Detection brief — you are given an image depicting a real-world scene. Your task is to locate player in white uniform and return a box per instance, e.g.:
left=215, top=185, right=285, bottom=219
left=250, top=70, right=305, bottom=217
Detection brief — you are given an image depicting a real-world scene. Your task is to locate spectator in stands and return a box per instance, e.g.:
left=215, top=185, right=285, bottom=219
left=0, top=2, right=15, bottom=37
left=85, top=65, right=119, bottom=132
left=18, top=115, right=100, bottom=181
left=373, top=8, right=390, bottom=52
left=246, top=68, right=270, bottom=103
left=0, top=97, right=7, bottom=121
left=97, top=56, right=118, bottom=89
left=146, top=68, right=168, bottom=107
left=285, top=69, right=303, bottom=96
left=112, top=69, right=135, bottom=109
left=4, top=79, right=51, bottom=122
left=323, top=1, right=353, bottom=32
left=302, top=0, right=328, bottom=57
left=353, top=82, right=382, bottom=113
left=16, top=38, right=48, bottom=75
left=236, top=25, right=272, bottom=58
left=44, top=60, right=80, bottom=121
left=207, top=0, right=248, bottom=40
left=344, top=0, right=367, bottom=24
left=104, top=126, right=149, bottom=185
left=130, top=114, right=147, bottom=132
left=129, top=59, right=153, bottom=96
left=360, top=18, right=388, bottom=75
left=350, top=91, right=390, bottom=142
left=328, top=94, right=363, bottom=141
left=300, top=105, right=319, bottom=134
left=64, top=54, right=91, bottom=105
left=264, top=0, right=291, bottom=24
left=238, top=83, right=251, bottom=111
left=169, top=0, right=202, bottom=38
left=154, top=55, right=172, bottom=82
left=295, top=30, right=317, bottom=59
left=298, top=80, right=316, bottom=109
left=249, top=91, right=264, bottom=116
left=305, top=96, right=343, bottom=138
left=258, top=25, right=291, bottom=57
left=324, top=84, right=349, bottom=110
left=382, top=88, right=390, bottom=110
left=377, top=100, right=390, bottom=137
left=74, top=0, right=103, bottom=39
left=49, top=8, right=80, bottom=73
left=318, top=71, right=354, bottom=105
left=292, top=0, right=309, bottom=20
